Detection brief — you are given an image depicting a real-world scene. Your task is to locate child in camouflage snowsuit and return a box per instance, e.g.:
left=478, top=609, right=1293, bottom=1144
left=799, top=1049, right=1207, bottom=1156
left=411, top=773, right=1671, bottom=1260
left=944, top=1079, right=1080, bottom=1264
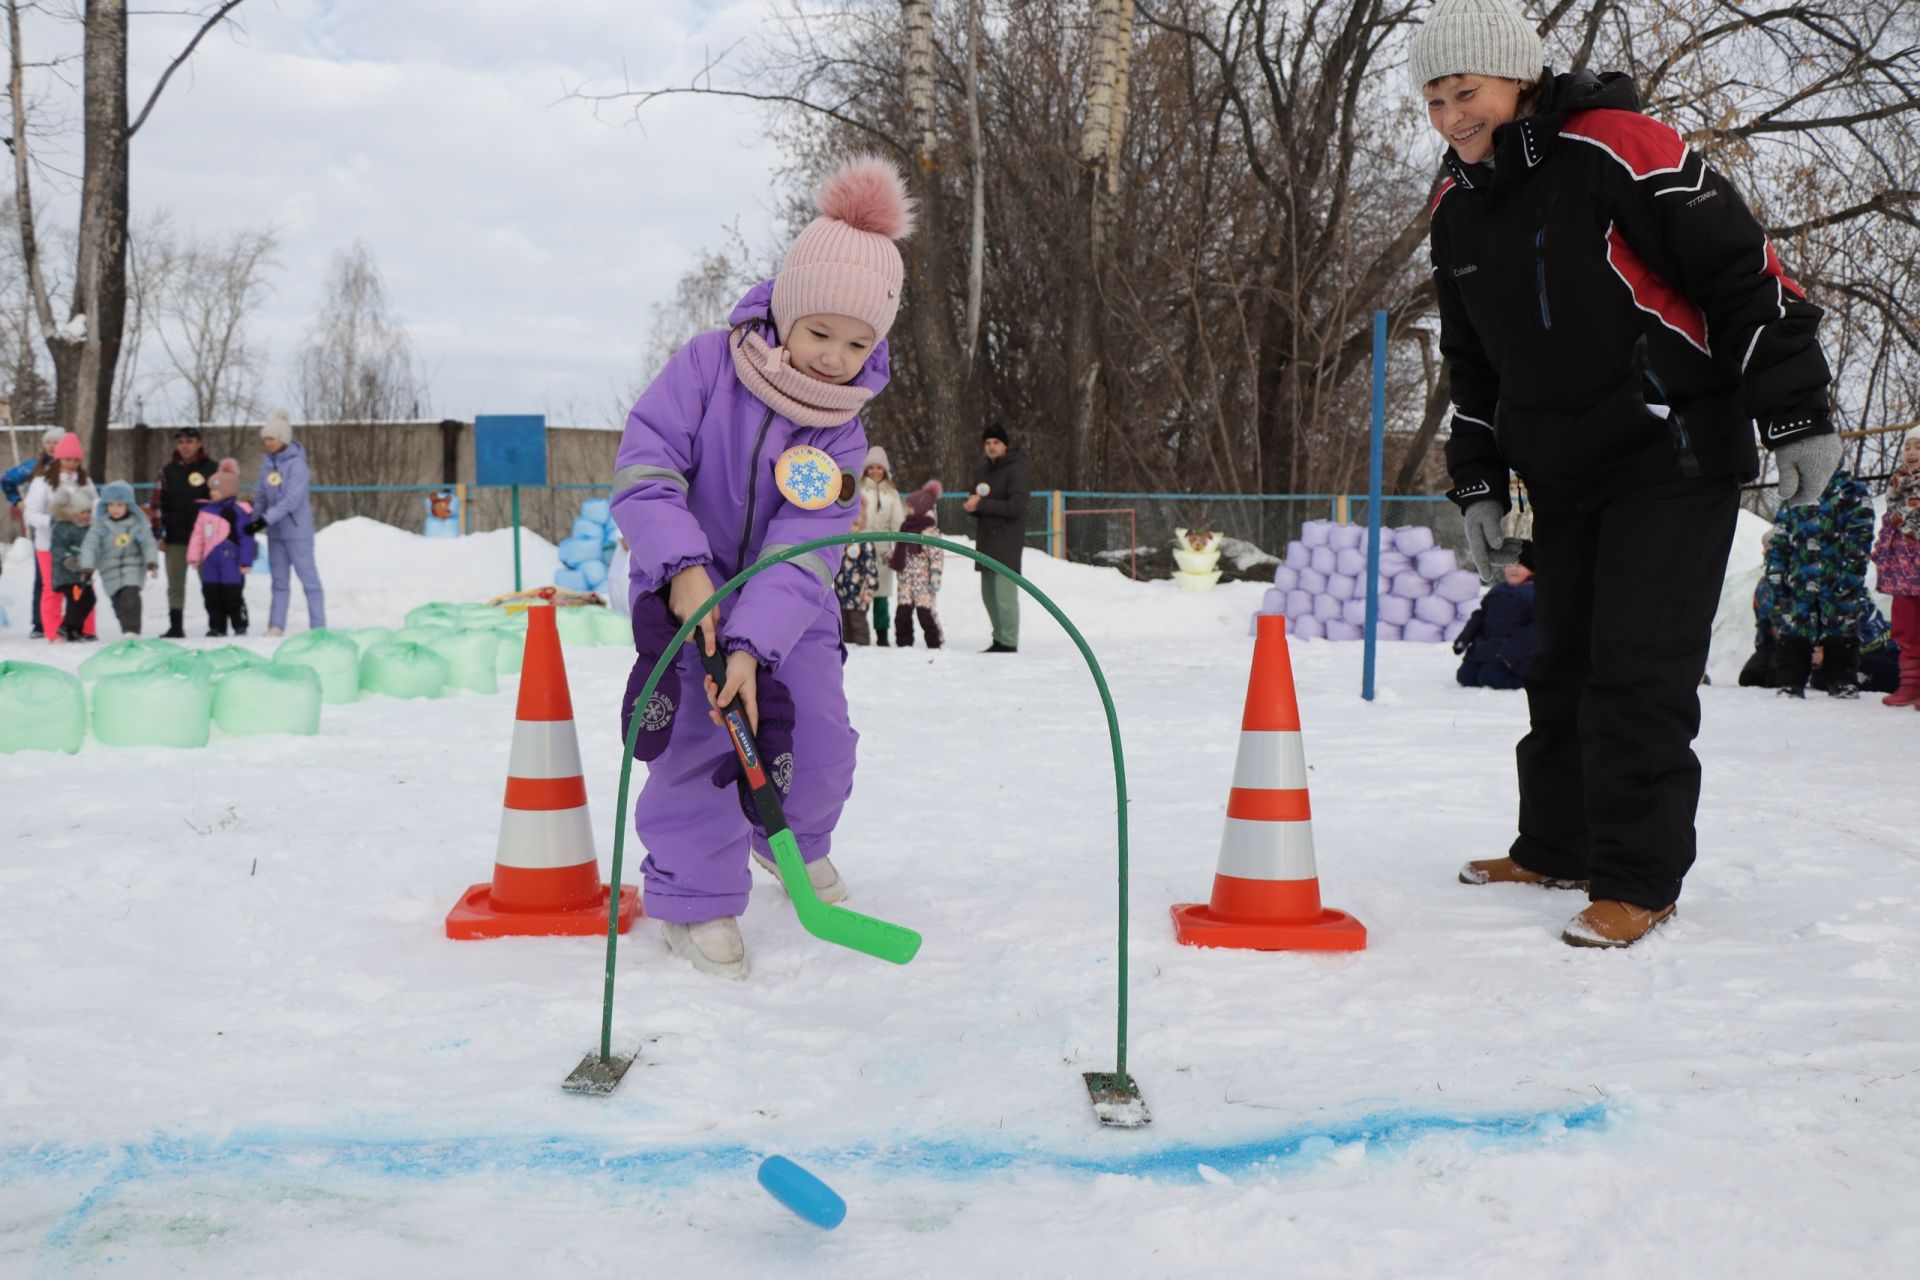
left=834, top=502, right=879, bottom=645
left=1761, top=469, right=1876, bottom=697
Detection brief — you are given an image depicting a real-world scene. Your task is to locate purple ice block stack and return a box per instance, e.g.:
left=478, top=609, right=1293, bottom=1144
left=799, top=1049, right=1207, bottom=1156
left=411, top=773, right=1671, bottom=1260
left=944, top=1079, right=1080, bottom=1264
left=1249, top=521, right=1476, bottom=642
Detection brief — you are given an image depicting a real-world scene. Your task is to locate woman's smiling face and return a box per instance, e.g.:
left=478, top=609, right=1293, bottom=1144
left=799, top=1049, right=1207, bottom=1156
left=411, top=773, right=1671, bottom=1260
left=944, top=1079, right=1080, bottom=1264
left=1425, top=74, right=1530, bottom=165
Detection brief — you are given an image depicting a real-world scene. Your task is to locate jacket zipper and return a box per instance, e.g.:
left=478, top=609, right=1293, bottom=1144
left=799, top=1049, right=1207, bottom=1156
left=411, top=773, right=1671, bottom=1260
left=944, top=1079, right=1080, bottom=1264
left=734, top=406, right=777, bottom=575
left=1533, top=227, right=1552, bottom=330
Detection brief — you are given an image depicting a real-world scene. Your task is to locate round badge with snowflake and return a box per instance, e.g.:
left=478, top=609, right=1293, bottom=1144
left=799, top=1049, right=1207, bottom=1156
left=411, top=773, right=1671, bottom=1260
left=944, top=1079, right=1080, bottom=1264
left=774, top=446, right=841, bottom=510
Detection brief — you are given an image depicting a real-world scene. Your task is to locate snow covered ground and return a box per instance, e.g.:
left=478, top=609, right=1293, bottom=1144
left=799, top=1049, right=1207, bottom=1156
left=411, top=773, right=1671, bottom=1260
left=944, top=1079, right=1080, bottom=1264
left=2, top=520, right=1917, bottom=1277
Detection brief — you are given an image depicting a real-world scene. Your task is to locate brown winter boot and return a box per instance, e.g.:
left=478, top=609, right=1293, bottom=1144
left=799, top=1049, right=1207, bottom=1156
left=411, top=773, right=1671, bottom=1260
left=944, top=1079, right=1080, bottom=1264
left=1458, top=856, right=1589, bottom=891
left=1561, top=899, right=1676, bottom=949
left=1883, top=652, right=1920, bottom=707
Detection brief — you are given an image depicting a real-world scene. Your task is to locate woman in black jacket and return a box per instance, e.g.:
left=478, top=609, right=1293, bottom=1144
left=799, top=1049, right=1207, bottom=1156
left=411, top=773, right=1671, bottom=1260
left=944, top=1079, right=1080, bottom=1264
left=1413, top=0, right=1841, bottom=947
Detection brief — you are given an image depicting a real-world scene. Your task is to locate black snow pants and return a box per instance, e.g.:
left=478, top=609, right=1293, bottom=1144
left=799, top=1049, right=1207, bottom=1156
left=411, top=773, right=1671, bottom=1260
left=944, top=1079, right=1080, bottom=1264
left=1509, top=475, right=1739, bottom=910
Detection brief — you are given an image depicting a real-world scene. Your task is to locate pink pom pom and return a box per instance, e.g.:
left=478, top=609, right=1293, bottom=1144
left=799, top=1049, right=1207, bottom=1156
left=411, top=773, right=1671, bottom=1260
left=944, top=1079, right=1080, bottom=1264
left=817, top=155, right=916, bottom=240
left=921, top=480, right=944, bottom=499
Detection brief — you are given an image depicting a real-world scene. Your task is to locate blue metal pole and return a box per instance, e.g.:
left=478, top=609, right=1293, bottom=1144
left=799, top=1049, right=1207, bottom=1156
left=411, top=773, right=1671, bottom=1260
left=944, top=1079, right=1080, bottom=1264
left=1363, top=310, right=1387, bottom=702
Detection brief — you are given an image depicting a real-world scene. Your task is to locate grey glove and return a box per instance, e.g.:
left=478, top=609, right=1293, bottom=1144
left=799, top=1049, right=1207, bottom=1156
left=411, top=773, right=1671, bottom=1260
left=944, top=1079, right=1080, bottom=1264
left=1460, top=500, right=1522, bottom=584
left=1772, top=432, right=1842, bottom=508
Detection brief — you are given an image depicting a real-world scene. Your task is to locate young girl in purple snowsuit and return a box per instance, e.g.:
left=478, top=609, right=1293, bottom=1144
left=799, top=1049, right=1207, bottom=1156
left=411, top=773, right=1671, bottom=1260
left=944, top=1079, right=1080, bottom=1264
left=612, top=156, right=914, bottom=979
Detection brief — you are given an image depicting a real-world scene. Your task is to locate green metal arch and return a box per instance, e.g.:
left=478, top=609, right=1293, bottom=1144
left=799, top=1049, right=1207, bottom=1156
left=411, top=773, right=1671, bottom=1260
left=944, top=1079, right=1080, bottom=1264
left=594, top=531, right=1133, bottom=1084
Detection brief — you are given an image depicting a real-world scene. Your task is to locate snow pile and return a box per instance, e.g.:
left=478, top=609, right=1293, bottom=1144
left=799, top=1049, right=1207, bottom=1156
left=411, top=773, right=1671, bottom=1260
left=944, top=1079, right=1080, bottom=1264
left=288, top=518, right=561, bottom=629
left=2, top=514, right=1919, bottom=1273
left=1256, top=520, right=1479, bottom=642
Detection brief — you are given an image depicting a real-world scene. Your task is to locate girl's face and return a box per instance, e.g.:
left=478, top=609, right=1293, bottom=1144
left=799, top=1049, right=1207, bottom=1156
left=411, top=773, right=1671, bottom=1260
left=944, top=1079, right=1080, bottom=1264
left=1424, top=74, right=1530, bottom=165
left=107, top=502, right=128, bottom=519
left=1904, top=437, right=1920, bottom=468
left=58, top=457, right=79, bottom=475
left=863, top=464, right=887, bottom=483
left=786, top=313, right=877, bottom=385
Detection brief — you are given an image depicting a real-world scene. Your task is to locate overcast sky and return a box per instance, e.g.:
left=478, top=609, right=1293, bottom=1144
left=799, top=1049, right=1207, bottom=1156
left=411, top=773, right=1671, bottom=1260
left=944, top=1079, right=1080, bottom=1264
left=23, top=0, right=792, bottom=427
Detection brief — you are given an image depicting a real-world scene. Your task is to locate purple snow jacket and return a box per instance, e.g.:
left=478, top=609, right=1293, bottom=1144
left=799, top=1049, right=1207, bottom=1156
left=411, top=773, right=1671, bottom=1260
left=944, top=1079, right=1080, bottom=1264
left=611, top=279, right=881, bottom=670
left=193, top=495, right=258, bottom=586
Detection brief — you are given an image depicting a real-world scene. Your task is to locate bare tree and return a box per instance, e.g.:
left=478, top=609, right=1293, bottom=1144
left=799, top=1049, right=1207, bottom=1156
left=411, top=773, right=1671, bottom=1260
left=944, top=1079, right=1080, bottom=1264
left=1064, top=0, right=1135, bottom=488
left=640, top=242, right=761, bottom=384
left=4, top=0, right=252, bottom=473
left=297, top=240, right=423, bottom=425
left=594, top=1, right=1919, bottom=510
left=575, top=0, right=989, bottom=487
left=149, top=224, right=275, bottom=424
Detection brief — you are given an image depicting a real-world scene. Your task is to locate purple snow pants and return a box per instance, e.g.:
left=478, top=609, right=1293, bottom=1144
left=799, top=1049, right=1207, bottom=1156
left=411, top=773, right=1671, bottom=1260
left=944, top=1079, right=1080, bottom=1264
left=635, top=614, right=856, bottom=923
left=267, top=535, right=327, bottom=630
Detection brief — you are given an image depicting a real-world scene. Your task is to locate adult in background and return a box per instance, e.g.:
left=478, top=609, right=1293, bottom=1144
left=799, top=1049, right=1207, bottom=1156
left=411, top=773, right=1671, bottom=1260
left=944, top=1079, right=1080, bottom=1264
left=1418, top=0, right=1840, bottom=946
left=858, top=445, right=905, bottom=645
left=148, top=425, right=211, bottom=637
left=244, top=410, right=326, bottom=634
left=965, top=422, right=1033, bottom=653
left=4, top=428, right=65, bottom=637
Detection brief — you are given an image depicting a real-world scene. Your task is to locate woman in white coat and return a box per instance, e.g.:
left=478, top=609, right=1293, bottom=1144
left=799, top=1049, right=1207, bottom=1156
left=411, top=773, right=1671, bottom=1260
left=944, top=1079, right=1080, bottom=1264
left=859, top=445, right=906, bottom=646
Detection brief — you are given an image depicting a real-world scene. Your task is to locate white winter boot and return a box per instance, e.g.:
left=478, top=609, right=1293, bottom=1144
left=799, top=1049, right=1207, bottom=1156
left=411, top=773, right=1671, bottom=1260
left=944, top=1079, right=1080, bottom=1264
left=662, top=916, right=749, bottom=980
left=752, top=852, right=849, bottom=905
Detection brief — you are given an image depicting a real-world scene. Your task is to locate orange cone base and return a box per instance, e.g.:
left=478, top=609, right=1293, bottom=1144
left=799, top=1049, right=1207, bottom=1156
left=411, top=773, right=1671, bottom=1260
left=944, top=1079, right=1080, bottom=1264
left=445, top=882, right=639, bottom=940
left=1170, top=901, right=1367, bottom=951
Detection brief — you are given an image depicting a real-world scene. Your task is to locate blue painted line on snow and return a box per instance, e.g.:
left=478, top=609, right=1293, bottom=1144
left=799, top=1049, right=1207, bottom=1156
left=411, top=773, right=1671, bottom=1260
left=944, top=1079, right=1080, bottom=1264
left=10, top=1102, right=1607, bottom=1248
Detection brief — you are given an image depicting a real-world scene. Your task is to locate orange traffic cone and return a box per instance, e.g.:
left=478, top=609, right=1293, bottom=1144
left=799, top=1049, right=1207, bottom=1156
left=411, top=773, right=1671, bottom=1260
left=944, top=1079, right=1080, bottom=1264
left=446, top=602, right=640, bottom=939
left=1171, top=613, right=1365, bottom=951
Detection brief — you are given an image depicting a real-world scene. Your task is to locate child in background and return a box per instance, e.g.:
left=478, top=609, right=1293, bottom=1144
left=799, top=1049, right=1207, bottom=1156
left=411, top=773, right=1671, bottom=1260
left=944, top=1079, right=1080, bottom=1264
left=1453, top=552, right=1538, bottom=689
left=890, top=480, right=944, bottom=648
left=1872, top=428, right=1920, bottom=707
left=186, top=459, right=256, bottom=637
left=1765, top=469, right=1876, bottom=698
left=858, top=446, right=906, bottom=645
left=611, top=155, right=913, bottom=979
left=47, top=490, right=98, bottom=642
left=834, top=503, right=878, bottom=644
left=22, top=431, right=97, bottom=640
left=81, top=480, right=160, bottom=636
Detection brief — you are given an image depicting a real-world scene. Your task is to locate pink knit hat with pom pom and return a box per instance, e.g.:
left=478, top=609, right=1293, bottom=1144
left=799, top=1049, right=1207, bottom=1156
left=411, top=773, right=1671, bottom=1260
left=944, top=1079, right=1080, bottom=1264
left=208, top=457, right=240, bottom=497
left=772, top=155, right=915, bottom=344
left=904, top=479, right=943, bottom=518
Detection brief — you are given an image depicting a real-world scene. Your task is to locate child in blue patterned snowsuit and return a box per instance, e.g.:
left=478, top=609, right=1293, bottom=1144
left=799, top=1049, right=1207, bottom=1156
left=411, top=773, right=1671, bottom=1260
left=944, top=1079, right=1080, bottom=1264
left=1759, top=470, right=1875, bottom=697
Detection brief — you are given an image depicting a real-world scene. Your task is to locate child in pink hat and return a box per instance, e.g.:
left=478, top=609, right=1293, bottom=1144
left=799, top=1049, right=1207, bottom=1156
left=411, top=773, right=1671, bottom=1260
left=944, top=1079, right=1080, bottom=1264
left=611, top=155, right=914, bottom=978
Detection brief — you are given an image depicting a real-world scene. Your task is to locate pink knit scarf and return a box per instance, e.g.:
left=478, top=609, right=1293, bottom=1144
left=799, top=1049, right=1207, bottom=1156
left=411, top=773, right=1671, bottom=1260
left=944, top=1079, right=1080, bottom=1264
left=729, top=326, right=872, bottom=428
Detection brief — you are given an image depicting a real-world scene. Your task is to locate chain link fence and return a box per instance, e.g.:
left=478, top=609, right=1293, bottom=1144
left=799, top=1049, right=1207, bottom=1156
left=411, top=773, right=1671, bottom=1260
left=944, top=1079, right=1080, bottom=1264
left=64, top=483, right=1468, bottom=580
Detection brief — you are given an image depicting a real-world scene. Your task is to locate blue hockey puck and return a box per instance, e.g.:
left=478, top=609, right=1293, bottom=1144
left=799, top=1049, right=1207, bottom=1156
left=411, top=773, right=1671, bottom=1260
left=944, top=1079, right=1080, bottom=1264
left=756, top=1155, right=846, bottom=1229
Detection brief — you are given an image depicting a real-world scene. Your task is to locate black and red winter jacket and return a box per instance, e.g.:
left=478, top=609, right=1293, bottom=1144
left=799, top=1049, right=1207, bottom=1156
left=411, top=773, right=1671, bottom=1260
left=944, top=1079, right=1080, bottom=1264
left=1433, top=70, right=1833, bottom=511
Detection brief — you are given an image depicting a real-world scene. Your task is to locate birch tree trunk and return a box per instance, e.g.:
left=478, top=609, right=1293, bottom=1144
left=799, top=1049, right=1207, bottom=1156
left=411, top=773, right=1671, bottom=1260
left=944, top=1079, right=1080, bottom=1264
left=899, top=0, right=976, bottom=488
left=1066, top=0, right=1133, bottom=488
left=75, top=0, right=130, bottom=475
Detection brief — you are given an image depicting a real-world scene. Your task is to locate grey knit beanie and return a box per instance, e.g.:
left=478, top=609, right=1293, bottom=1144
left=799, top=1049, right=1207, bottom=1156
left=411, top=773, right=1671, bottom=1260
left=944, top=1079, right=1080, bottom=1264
left=261, top=408, right=294, bottom=444
left=1409, top=0, right=1544, bottom=89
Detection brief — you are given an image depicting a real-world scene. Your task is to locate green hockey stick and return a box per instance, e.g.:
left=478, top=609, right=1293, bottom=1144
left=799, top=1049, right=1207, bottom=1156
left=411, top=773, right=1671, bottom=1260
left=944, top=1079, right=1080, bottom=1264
left=699, top=643, right=921, bottom=965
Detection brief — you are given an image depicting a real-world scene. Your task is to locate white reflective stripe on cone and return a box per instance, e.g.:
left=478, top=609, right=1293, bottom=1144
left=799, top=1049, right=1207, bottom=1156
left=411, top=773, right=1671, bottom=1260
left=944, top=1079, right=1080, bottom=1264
left=1216, top=817, right=1318, bottom=881
left=506, top=720, right=585, bottom=780
left=1230, top=731, right=1309, bottom=790
left=494, top=805, right=597, bottom=869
